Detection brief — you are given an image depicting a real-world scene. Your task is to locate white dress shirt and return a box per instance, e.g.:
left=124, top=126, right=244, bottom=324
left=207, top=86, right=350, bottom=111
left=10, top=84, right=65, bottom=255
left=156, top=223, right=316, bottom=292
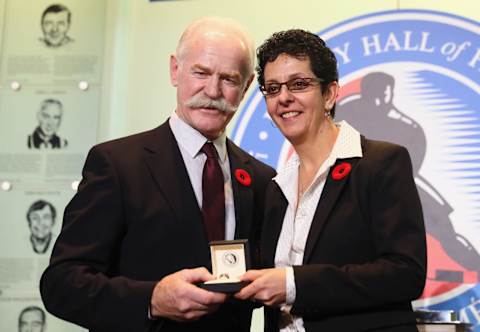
left=169, top=112, right=236, bottom=240
left=273, top=121, right=363, bottom=331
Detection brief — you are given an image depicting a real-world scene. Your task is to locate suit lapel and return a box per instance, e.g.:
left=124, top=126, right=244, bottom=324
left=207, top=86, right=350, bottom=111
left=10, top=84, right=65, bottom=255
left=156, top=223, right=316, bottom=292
left=227, top=140, right=254, bottom=239
left=142, top=121, right=207, bottom=245
left=303, top=158, right=360, bottom=263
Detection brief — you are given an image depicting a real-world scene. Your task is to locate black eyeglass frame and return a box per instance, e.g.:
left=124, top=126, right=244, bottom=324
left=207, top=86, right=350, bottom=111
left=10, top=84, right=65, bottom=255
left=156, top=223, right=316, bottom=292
left=260, top=77, right=325, bottom=96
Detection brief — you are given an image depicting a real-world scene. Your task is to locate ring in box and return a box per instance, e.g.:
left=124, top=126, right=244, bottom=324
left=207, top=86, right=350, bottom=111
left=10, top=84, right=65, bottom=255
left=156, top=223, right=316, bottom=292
left=199, top=239, right=250, bottom=293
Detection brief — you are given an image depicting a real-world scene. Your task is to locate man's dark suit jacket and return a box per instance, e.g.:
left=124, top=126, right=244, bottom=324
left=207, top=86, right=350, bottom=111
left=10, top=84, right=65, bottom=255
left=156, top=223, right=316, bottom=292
left=40, top=120, right=275, bottom=332
left=262, top=137, right=426, bottom=332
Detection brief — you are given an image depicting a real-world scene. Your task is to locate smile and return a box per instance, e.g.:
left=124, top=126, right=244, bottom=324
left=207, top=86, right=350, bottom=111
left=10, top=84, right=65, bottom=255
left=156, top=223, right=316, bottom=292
left=280, top=111, right=300, bottom=119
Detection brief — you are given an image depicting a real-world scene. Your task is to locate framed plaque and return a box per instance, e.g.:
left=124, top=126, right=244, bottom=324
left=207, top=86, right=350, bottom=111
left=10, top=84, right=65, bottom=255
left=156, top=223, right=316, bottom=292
left=199, top=239, right=250, bottom=293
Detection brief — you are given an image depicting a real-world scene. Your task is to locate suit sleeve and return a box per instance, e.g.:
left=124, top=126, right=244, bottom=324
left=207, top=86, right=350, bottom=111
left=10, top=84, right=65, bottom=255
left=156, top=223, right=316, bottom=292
left=40, top=145, right=157, bottom=331
left=291, top=146, right=427, bottom=316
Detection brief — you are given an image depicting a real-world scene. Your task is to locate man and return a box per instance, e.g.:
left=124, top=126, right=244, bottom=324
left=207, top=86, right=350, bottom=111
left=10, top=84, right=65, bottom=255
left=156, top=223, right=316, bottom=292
left=27, top=200, right=56, bottom=254
left=18, top=306, right=46, bottom=332
left=28, top=99, right=68, bottom=149
left=40, top=17, right=275, bottom=332
left=39, top=4, right=73, bottom=48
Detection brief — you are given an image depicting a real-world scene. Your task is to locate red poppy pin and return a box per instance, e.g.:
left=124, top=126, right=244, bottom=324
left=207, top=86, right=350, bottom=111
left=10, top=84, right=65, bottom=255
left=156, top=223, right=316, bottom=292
left=331, top=162, right=352, bottom=181
left=235, top=169, right=251, bottom=186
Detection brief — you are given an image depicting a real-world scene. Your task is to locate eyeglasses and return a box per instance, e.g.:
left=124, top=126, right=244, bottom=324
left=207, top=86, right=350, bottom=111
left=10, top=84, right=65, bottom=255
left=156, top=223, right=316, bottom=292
left=260, top=77, right=324, bottom=96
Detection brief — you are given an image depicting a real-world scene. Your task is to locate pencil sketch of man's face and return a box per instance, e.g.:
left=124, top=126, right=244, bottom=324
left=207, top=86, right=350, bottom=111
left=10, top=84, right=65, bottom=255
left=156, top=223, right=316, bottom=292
left=28, top=205, right=55, bottom=240
left=38, top=102, right=62, bottom=137
left=19, top=307, right=46, bottom=332
left=27, top=201, right=57, bottom=254
left=41, top=5, right=71, bottom=48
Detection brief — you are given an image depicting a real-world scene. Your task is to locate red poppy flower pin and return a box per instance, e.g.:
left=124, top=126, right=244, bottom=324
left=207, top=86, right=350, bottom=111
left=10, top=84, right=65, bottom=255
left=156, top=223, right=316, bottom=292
left=235, top=169, right=252, bottom=186
left=331, top=162, right=352, bottom=181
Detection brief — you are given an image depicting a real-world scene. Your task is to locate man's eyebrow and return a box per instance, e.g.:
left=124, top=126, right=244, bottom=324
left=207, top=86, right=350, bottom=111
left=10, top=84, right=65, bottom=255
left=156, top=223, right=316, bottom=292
left=191, top=64, right=241, bottom=78
left=191, top=64, right=211, bottom=72
left=220, top=71, right=242, bottom=80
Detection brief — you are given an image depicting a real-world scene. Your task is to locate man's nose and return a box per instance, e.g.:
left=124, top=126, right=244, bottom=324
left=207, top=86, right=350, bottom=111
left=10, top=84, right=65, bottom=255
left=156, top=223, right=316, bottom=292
left=203, top=76, right=222, bottom=99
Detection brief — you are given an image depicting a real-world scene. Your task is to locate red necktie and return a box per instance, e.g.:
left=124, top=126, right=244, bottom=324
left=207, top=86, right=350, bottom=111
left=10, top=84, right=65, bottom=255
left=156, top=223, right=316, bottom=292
left=201, top=142, right=225, bottom=242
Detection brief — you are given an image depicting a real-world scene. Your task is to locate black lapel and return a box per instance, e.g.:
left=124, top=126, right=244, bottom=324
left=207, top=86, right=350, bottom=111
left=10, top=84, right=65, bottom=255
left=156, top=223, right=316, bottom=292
left=303, top=157, right=360, bottom=263
left=226, top=140, right=254, bottom=239
left=262, top=182, right=288, bottom=267
left=142, top=120, right=208, bottom=245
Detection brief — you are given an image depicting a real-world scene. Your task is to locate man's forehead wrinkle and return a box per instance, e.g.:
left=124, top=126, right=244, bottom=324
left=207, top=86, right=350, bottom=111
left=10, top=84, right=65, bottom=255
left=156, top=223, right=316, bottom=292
left=176, top=17, right=254, bottom=76
left=184, top=29, right=246, bottom=53
left=199, top=30, right=247, bottom=47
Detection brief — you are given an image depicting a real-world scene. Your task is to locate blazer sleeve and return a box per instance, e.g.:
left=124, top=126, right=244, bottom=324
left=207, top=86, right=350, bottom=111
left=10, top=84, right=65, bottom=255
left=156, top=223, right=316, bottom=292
left=40, top=145, right=157, bottom=331
left=291, top=145, right=427, bottom=316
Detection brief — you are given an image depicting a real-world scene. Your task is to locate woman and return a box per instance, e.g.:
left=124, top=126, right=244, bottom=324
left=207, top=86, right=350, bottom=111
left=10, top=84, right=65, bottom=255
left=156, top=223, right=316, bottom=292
left=235, top=30, right=426, bottom=331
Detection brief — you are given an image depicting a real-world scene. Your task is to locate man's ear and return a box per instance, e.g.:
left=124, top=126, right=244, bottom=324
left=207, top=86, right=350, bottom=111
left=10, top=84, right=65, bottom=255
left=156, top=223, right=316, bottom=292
left=241, top=74, right=255, bottom=99
left=170, top=54, right=179, bottom=87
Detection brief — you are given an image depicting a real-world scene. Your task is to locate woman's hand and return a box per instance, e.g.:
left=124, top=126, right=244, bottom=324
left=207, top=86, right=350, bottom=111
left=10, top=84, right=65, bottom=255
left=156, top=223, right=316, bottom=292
left=234, top=268, right=287, bottom=307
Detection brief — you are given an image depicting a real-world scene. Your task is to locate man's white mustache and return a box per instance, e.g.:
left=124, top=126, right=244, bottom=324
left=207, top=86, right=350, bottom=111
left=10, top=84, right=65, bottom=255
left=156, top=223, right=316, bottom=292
left=185, top=94, right=237, bottom=113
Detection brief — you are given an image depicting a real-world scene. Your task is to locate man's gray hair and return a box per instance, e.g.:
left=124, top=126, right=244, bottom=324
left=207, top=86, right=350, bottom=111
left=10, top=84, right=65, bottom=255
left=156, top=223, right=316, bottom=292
left=176, top=17, right=255, bottom=79
left=39, top=98, right=63, bottom=113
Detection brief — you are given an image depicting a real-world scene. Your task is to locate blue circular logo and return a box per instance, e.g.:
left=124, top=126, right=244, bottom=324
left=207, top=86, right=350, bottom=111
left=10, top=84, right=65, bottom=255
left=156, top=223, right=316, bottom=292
left=233, top=9, right=480, bottom=329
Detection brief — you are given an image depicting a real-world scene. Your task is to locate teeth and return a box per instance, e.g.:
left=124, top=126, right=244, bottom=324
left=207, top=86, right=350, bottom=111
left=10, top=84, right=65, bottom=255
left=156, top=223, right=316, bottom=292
left=281, top=111, right=299, bottom=118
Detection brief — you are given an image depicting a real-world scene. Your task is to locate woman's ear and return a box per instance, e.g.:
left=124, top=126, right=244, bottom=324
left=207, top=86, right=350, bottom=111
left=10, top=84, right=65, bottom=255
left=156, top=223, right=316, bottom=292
left=324, top=81, right=339, bottom=111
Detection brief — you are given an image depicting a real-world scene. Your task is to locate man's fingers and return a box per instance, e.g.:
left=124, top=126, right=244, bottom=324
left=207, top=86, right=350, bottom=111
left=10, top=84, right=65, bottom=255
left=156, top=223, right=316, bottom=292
left=150, top=268, right=227, bottom=320
left=177, top=268, right=228, bottom=305
left=185, top=283, right=228, bottom=305
left=174, top=296, right=209, bottom=313
left=172, top=308, right=209, bottom=322
left=181, top=267, right=216, bottom=283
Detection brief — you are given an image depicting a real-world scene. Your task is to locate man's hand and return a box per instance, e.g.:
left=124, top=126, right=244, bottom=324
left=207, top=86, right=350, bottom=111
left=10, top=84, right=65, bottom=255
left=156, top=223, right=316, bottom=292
left=150, top=267, right=227, bottom=321
left=235, top=268, right=286, bottom=307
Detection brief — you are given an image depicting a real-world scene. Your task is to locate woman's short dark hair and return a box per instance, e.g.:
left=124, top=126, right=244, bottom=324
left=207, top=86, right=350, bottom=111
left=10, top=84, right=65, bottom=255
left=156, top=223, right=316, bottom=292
left=256, top=29, right=339, bottom=117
